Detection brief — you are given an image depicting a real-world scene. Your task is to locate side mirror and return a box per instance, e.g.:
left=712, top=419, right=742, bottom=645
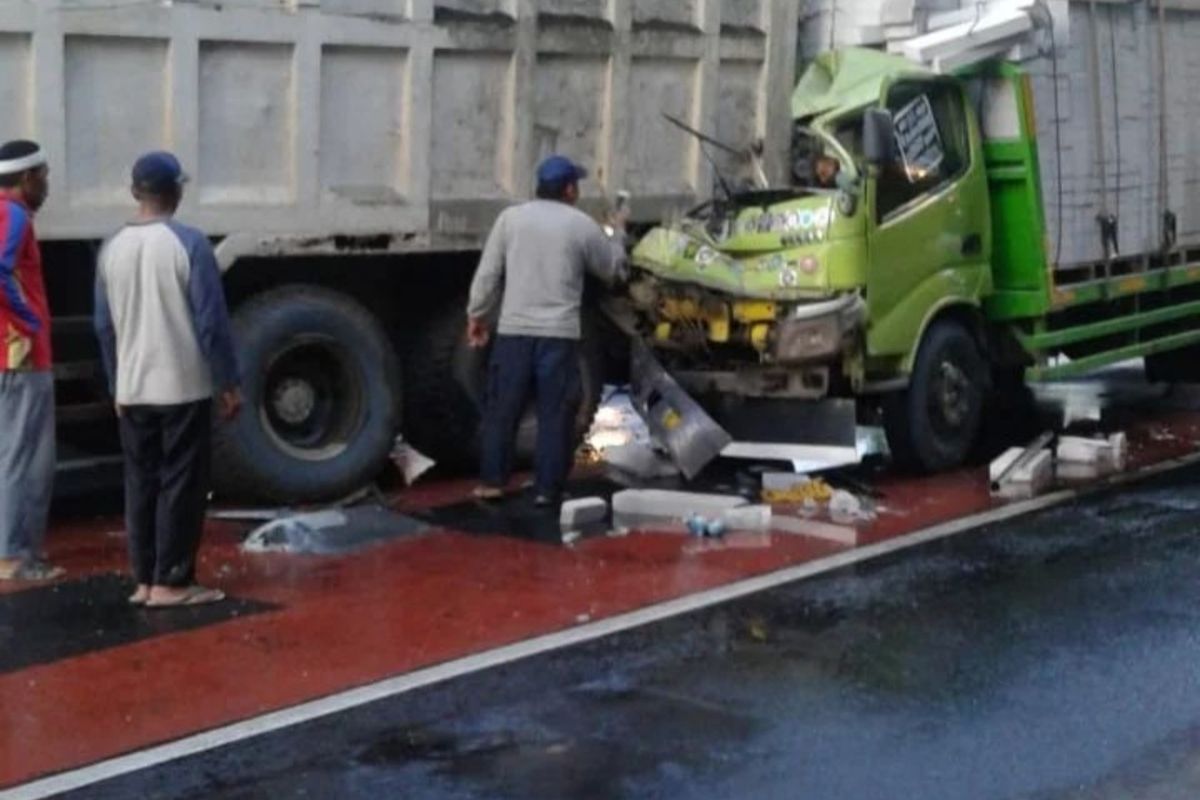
left=863, top=108, right=897, bottom=166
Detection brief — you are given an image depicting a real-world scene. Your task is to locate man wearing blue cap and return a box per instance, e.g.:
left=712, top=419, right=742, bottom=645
left=466, top=155, right=628, bottom=506
left=94, top=152, right=241, bottom=607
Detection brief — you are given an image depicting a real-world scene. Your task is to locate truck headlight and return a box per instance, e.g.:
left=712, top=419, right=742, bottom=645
left=772, top=316, right=842, bottom=362
left=769, top=294, right=865, bottom=363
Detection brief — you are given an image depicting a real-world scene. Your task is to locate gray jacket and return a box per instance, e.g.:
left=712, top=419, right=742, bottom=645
left=467, top=199, right=627, bottom=340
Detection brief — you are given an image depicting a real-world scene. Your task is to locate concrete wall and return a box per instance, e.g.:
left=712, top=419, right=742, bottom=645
left=0, top=0, right=799, bottom=248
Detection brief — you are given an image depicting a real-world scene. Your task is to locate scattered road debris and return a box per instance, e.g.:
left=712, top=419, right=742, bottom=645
left=828, top=489, right=872, bottom=523
left=559, top=497, right=608, bottom=530
left=629, top=340, right=732, bottom=479
left=242, top=505, right=428, bottom=554
left=990, top=433, right=1055, bottom=499
left=761, top=475, right=834, bottom=505
left=391, top=437, right=436, bottom=486
left=1057, top=433, right=1128, bottom=469
left=600, top=442, right=680, bottom=482
left=611, top=489, right=748, bottom=531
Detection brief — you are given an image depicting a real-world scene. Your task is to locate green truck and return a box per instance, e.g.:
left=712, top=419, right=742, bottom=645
left=620, top=48, right=1200, bottom=472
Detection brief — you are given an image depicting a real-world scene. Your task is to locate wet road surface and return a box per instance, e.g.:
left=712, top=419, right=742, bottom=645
left=60, top=462, right=1200, bottom=800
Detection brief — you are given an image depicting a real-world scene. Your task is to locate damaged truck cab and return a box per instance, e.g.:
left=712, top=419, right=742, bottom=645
left=627, top=49, right=998, bottom=471
left=628, top=43, right=1200, bottom=475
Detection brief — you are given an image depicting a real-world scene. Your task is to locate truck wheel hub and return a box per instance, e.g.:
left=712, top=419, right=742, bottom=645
left=272, top=378, right=317, bottom=425
left=936, top=361, right=969, bottom=427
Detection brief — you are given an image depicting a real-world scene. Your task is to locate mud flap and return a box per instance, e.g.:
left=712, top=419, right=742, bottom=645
left=630, top=340, right=732, bottom=479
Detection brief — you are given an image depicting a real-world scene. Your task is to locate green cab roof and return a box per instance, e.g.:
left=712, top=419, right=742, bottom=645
left=792, top=47, right=931, bottom=120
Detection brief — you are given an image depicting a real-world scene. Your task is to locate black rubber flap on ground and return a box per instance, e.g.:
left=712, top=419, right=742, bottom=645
left=413, top=478, right=620, bottom=544
left=0, top=573, right=274, bottom=675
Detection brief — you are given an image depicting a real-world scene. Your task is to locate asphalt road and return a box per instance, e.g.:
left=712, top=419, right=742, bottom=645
left=69, top=464, right=1200, bottom=800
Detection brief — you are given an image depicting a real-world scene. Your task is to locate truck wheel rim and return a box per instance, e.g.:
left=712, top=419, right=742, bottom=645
left=261, top=338, right=365, bottom=461
left=931, top=359, right=971, bottom=432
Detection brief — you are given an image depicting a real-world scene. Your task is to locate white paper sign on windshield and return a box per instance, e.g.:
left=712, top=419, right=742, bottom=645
left=893, top=94, right=944, bottom=181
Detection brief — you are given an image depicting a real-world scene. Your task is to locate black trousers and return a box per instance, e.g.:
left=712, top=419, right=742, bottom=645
left=118, top=400, right=211, bottom=587
left=479, top=336, right=581, bottom=497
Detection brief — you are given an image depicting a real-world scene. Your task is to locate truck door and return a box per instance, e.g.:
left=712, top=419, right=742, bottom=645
left=865, top=78, right=991, bottom=359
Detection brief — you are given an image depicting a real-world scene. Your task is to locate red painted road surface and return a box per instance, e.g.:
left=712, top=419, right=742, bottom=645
left=4, top=376, right=1200, bottom=790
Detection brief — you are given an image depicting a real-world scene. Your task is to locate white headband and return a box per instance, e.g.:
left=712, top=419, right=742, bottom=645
left=0, top=149, right=46, bottom=176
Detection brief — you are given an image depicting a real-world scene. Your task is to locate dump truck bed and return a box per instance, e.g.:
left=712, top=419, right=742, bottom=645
left=0, top=0, right=798, bottom=247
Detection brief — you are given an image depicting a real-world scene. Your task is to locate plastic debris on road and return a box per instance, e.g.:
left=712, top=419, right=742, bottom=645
left=242, top=505, right=428, bottom=554
left=391, top=436, right=436, bottom=486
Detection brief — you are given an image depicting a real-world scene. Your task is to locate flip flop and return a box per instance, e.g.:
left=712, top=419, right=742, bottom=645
left=145, top=586, right=226, bottom=608
left=0, top=561, right=65, bottom=582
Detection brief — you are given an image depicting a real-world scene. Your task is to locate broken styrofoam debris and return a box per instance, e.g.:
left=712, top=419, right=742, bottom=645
left=990, top=447, right=1053, bottom=499
left=773, top=516, right=859, bottom=546
left=391, top=436, right=436, bottom=486
left=601, top=442, right=680, bottom=481
left=1056, top=433, right=1129, bottom=471
left=722, top=504, right=772, bottom=532
left=559, top=497, right=608, bottom=530
left=611, top=489, right=747, bottom=531
left=561, top=530, right=583, bottom=546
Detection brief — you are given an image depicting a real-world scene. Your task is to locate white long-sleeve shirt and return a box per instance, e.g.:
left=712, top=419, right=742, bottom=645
left=467, top=199, right=626, bottom=340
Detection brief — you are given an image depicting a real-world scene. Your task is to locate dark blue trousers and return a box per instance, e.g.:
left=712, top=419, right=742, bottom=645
left=480, top=335, right=581, bottom=497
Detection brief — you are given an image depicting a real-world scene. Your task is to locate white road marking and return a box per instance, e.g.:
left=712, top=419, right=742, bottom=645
left=6, top=449, right=1200, bottom=800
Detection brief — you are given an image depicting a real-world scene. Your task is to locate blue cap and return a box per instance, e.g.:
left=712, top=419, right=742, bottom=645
left=132, top=151, right=189, bottom=193
left=536, top=155, right=588, bottom=186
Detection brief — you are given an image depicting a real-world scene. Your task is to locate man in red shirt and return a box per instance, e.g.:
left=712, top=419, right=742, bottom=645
left=0, top=139, right=61, bottom=582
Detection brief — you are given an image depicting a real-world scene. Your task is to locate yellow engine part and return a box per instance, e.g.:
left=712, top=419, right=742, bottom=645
left=749, top=323, right=771, bottom=352
left=654, top=321, right=672, bottom=342
left=731, top=301, right=778, bottom=324
left=657, top=296, right=732, bottom=344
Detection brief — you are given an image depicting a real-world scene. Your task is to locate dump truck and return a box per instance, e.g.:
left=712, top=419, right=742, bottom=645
left=11, top=0, right=800, bottom=501
left=623, top=3, right=1200, bottom=472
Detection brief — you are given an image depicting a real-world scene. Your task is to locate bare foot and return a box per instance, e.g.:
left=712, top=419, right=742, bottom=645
left=128, top=584, right=151, bottom=605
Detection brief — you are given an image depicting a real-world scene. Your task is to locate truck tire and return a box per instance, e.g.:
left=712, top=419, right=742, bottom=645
left=404, top=302, right=603, bottom=472
left=883, top=319, right=987, bottom=473
left=212, top=286, right=401, bottom=503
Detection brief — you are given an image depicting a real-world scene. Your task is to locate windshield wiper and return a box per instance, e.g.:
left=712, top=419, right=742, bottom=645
left=661, top=113, right=768, bottom=192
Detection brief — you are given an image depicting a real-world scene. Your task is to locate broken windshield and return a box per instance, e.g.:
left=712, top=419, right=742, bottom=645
left=790, top=121, right=860, bottom=191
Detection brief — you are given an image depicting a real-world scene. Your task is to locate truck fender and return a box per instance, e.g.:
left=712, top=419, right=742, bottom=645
left=902, top=299, right=988, bottom=374
left=866, top=264, right=991, bottom=373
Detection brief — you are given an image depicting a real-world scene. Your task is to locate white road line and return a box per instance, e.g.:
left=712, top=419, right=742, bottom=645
left=6, top=449, right=1200, bottom=800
